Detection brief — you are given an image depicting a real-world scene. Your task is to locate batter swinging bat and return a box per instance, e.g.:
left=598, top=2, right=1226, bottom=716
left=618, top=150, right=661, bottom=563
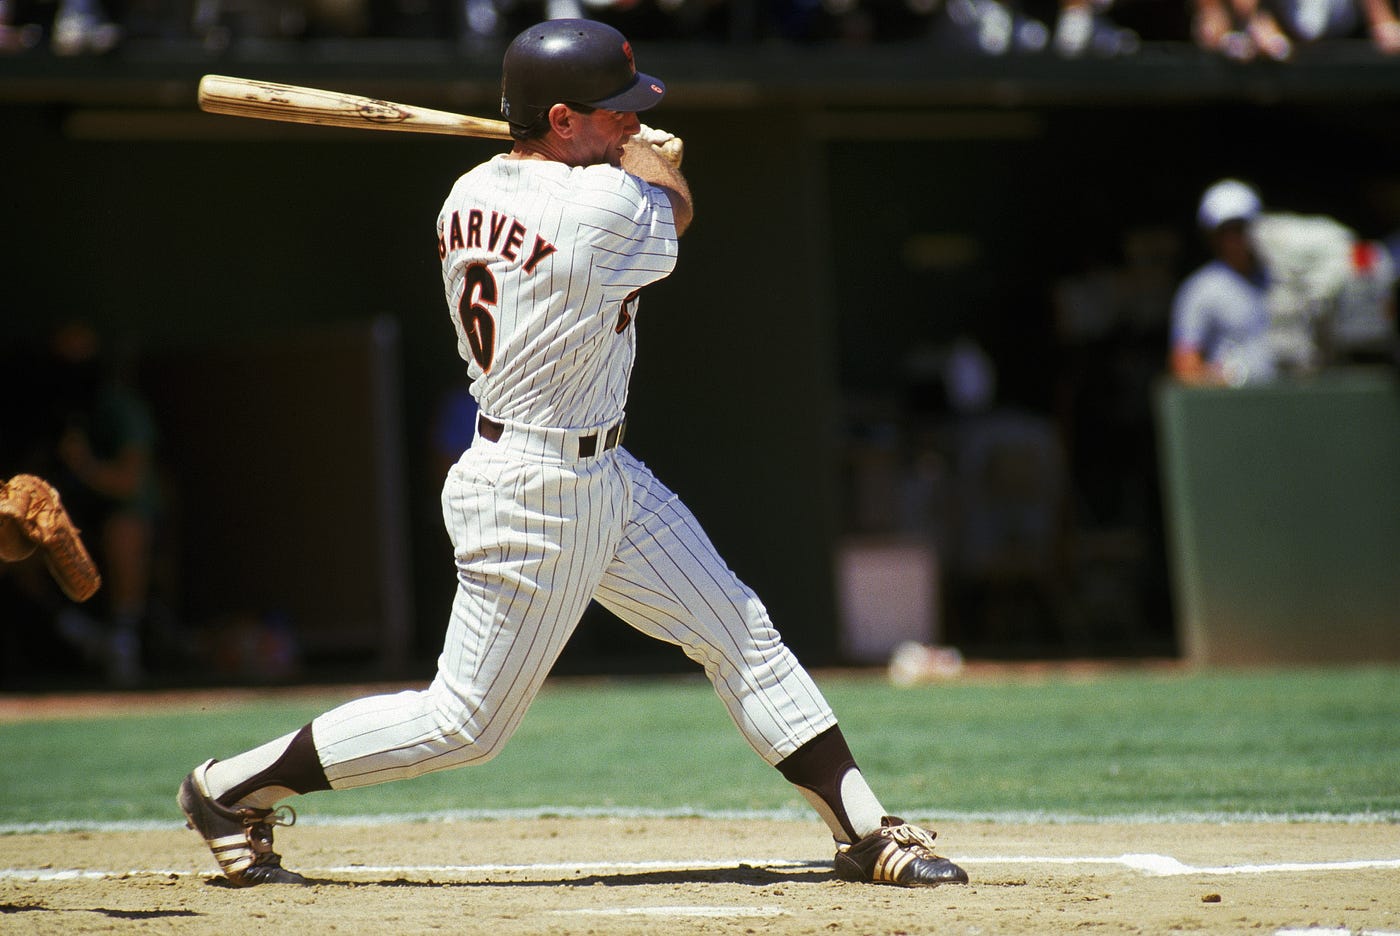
left=197, top=74, right=513, bottom=140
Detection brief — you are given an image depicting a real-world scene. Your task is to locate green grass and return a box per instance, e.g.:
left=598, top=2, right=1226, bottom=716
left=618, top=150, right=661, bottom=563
left=3, top=666, right=1399, bottom=827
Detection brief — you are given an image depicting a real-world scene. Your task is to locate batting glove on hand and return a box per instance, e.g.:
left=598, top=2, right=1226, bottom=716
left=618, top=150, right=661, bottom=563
left=636, top=124, right=673, bottom=145
left=636, top=124, right=684, bottom=169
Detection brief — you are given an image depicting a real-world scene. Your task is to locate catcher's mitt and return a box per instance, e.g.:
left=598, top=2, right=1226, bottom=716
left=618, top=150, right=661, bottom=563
left=0, top=474, right=102, bottom=602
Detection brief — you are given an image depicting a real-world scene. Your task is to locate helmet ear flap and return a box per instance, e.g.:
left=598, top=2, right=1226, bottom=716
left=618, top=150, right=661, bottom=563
left=500, top=89, right=548, bottom=140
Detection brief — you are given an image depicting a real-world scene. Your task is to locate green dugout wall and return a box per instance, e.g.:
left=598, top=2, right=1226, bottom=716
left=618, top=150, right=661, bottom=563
left=1156, top=370, right=1400, bottom=665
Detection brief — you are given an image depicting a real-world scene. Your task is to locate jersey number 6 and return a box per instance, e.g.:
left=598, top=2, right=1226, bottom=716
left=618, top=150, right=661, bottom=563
left=458, top=262, right=497, bottom=372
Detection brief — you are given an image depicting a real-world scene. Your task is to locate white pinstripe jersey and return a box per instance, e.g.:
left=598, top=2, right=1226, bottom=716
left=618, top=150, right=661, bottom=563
left=303, top=154, right=842, bottom=797
left=437, top=153, right=679, bottom=431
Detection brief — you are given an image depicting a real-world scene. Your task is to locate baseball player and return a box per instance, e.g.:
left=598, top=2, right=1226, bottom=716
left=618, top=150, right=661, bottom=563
left=1172, top=178, right=1397, bottom=385
left=1170, top=179, right=1277, bottom=386
left=178, top=18, right=968, bottom=891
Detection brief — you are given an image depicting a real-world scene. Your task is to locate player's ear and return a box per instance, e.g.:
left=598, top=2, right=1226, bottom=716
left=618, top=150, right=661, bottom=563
left=547, top=103, right=577, bottom=138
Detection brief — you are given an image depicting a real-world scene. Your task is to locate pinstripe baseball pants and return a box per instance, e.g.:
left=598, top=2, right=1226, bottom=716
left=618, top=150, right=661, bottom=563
left=311, top=424, right=838, bottom=789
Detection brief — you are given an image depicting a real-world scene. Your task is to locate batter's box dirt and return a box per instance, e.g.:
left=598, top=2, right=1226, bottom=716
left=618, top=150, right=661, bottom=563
left=4, top=818, right=1399, bottom=935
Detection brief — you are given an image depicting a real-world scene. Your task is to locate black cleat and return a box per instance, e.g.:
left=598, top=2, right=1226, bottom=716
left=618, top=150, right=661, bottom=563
left=177, top=759, right=307, bottom=887
left=834, top=816, right=970, bottom=887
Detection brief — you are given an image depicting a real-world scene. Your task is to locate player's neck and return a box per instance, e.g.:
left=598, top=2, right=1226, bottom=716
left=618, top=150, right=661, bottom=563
left=510, top=139, right=572, bottom=166
left=510, top=135, right=615, bottom=170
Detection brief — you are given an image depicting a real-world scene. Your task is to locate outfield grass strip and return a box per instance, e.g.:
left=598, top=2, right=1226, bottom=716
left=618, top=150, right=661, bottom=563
left=5, top=805, right=1399, bottom=836
left=7, top=668, right=1397, bottom=824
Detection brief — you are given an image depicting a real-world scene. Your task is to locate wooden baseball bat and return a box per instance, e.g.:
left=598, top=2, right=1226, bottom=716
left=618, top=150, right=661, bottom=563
left=197, top=74, right=512, bottom=140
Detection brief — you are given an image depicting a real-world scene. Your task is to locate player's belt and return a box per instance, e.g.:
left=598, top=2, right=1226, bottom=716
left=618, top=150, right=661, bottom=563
left=477, top=415, right=625, bottom=459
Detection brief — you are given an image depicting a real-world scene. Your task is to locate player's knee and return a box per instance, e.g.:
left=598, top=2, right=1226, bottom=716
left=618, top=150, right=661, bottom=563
left=424, top=683, right=512, bottom=763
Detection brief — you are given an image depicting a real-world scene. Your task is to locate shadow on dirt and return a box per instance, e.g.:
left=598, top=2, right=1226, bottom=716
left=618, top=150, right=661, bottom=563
left=2, top=902, right=202, bottom=919
left=238, top=861, right=839, bottom=889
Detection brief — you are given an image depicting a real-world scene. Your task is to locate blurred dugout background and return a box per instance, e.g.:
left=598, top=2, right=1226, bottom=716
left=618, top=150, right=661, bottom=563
left=2, top=0, right=1399, bottom=689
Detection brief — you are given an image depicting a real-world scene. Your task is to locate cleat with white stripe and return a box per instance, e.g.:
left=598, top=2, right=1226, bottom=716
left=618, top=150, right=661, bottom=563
left=834, top=816, right=970, bottom=887
left=177, top=759, right=307, bottom=887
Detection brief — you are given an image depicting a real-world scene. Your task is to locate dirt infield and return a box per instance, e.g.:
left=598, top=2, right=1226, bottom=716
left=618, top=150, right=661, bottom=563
left=4, top=818, right=1399, bottom=934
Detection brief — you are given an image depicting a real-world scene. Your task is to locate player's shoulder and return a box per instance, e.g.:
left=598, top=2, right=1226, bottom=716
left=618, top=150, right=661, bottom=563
left=1182, top=260, right=1240, bottom=290
left=449, top=157, right=647, bottom=202
left=1178, top=260, right=1262, bottom=307
left=566, top=163, right=655, bottom=205
left=553, top=165, right=672, bottom=238
left=443, top=156, right=669, bottom=242
left=1174, top=261, right=1227, bottom=306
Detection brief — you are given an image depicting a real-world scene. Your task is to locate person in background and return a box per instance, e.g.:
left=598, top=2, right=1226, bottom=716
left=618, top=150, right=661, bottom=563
left=43, top=321, right=161, bottom=685
left=1169, top=179, right=1276, bottom=386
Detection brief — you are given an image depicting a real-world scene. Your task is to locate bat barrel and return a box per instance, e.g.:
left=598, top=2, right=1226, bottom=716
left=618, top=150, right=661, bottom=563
left=197, top=75, right=513, bottom=140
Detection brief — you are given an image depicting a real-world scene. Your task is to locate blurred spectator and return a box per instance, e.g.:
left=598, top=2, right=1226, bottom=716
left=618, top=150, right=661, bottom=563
left=1, top=0, right=120, bottom=53
left=1359, top=0, right=1400, bottom=51
left=1252, top=205, right=1380, bottom=369
left=185, top=0, right=392, bottom=48
left=917, top=0, right=1124, bottom=56
left=1171, top=178, right=1398, bottom=385
left=937, top=337, right=1068, bottom=648
left=1050, top=0, right=1139, bottom=55
left=1326, top=237, right=1398, bottom=363
left=0, top=0, right=42, bottom=50
left=932, top=0, right=1049, bottom=54
left=883, top=337, right=1067, bottom=648
left=1275, top=0, right=1358, bottom=43
left=1277, top=0, right=1400, bottom=52
left=1050, top=225, right=1179, bottom=643
left=37, top=322, right=163, bottom=685
left=52, top=0, right=118, bottom=50
left=1170, top=179, right=1276, bottom=384
left=1053, top=225, right=1178, bottom=520
left=1192, top=0, right=1400, bottom=57
left=1192, top=0, right=1293, bottom=59
left=3, top=0, right=1394, bottom=48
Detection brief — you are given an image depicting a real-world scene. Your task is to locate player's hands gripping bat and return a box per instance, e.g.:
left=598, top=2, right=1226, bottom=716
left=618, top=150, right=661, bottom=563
left=198, top=74, right=513, bottom=139
left=0, top=474, right=101, bottom=602
left=636, top=124, right=684, bottom=168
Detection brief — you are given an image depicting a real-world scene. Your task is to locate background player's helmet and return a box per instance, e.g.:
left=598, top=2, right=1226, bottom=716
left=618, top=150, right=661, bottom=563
left=500, top=19, right=666, bottom=135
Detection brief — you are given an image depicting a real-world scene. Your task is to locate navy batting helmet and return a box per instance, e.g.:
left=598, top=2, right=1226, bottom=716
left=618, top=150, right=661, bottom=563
left=500, top=19, right=666, bottom=133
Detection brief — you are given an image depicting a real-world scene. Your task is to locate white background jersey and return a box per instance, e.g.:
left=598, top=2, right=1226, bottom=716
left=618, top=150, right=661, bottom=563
left=437, top=154, right=679, bottom=431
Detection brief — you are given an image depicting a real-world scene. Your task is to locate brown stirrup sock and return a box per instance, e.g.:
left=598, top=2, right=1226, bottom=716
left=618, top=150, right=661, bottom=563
left=776, top=725, right=878, bottom=844
left=217, top=723, right=331, bottom=808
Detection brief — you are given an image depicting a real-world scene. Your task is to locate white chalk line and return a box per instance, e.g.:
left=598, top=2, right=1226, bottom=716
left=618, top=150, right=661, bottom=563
left=5, top=853, right=1400, bottom=883
left=975, top=854, right=1400, bottom=876
left=551, top=906, right=787, bottom=918
left=1276, top=931, right=1400, bottom=936
left=1278, top=931, right=1353, bottom=936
